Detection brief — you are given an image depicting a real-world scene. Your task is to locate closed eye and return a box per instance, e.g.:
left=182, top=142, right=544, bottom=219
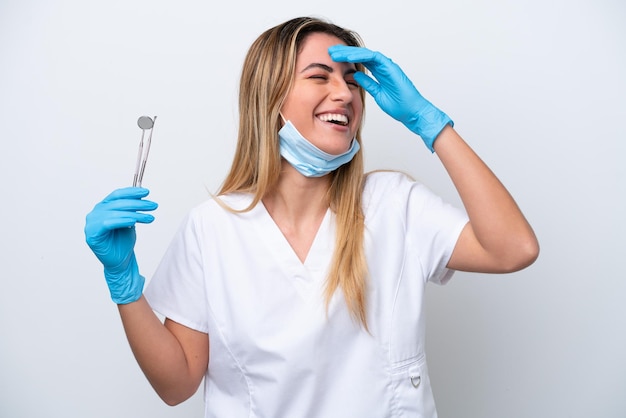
left=345, top=68, right=359, bottom=88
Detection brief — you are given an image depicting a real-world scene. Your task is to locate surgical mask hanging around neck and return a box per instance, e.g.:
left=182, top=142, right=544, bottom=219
left=278, top=119, right=360, bottom=177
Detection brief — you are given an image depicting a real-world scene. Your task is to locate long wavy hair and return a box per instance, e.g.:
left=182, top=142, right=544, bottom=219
left=217, top=16, right=369, bottom=330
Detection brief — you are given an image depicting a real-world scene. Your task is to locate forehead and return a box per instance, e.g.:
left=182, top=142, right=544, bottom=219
left=297, top=32, right=346, bottom=64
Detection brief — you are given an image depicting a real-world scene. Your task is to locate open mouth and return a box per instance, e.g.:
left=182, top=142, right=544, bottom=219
left=318, top=113, right=349, bottom=126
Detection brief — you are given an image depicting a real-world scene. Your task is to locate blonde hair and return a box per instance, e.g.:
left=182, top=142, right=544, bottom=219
left=218, top=17, right=369, bottom=330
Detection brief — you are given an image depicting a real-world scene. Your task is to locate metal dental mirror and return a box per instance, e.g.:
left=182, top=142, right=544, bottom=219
left=133, top=115, right=157, bottom=187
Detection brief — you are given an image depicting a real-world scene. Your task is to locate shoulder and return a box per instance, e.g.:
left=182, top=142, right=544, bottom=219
left=166, top=193, right=259, bottom=253
left=362, top=170, right=456, bottom=220
left=364, top=170, right=414, bottom=187
left=362, top=170, right=414, bottom=220
left=363, top=170, right=421, bottom=202
left=188, top=192, right=253, bottom=217
left=180, top=192, right=256, bottom=233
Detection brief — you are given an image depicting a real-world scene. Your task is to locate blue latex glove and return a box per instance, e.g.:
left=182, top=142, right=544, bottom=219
left=329, top=45, right=453, bottom=152
left=84, top=187, right=158, bottom=304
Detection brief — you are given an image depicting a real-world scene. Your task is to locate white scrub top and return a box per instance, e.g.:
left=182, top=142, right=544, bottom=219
left=144, top=171, right=468, bottom=418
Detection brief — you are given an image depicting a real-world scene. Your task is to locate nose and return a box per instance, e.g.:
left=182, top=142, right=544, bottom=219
left=329, top=77, right=353, bottom=103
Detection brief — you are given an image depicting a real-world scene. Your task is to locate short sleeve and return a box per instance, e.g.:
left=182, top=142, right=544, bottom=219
left=144, top=208, right=210, bottom=333
left=404, top=178, right=468, bottom=285
left=363, top=171, right=468, bottom=286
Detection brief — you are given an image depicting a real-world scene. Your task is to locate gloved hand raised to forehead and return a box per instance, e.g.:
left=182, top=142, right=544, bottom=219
left=84, top=187, right=158, bottom=304
left=329, top=45, right=453, bottom=152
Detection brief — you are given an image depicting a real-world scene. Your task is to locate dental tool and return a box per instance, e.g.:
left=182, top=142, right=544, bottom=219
left=133, top=115, right=157, bottom=187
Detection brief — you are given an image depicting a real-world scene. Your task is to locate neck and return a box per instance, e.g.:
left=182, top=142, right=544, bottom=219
left=262, top=159, right=332, bottom=223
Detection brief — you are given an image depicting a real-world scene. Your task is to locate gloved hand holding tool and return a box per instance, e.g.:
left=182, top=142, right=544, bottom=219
left=85, top=116, right=158, bottom=304
left=84, top=187, right=158, bottom=304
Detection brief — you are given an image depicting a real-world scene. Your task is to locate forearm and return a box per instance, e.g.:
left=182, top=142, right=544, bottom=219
left=117, top=296, right=203, bottom=405
left=434, top=125, right=539, bottom=271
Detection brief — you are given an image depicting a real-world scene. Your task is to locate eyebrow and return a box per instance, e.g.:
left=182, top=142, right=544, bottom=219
left=301, top=63, right=357, bottom=76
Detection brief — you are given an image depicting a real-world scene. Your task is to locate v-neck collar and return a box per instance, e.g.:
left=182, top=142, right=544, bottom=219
left=249, top=199, right=334, bottom=281
left=217, top=192, right=335, bottom=298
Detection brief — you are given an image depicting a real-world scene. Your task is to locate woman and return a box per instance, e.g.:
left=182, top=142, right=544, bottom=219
left=85, top=16, right=539, bottom=417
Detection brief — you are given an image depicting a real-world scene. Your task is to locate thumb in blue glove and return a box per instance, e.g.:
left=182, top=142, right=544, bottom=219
left=329, top=45, right=453, bottom=152
left=84, top=187, right=158, bottom=304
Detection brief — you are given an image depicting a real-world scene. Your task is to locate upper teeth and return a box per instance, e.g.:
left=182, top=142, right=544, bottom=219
left=319, top=113, right=348, bottom=125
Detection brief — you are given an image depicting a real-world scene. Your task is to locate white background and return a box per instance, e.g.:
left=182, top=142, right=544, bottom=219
left=1, top=0, right=624, bottom=417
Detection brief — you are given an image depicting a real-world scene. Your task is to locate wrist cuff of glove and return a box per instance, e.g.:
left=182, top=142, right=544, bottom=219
left=409, top=108, right=454, bottom=153
left=103, top=255, right=145, bottom=304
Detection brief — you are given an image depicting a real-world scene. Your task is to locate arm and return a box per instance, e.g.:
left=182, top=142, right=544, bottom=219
left=85, top=188, right=208, bottom=405
left=329, top=46, right=539, bottom=273
left=118, top=297, right=208, bottom=405
left=434, top=126, right=538, bottom=272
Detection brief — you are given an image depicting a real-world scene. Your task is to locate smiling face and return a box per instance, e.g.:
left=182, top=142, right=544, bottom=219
left=280, top=32, right=363, bottom=156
